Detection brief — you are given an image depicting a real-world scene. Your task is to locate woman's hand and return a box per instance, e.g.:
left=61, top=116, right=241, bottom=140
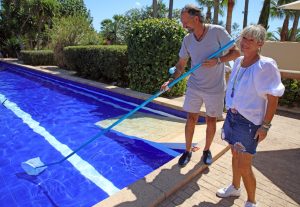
left=254, top=127, right=268, bottom=143
left=254, top=94, right=278, bottom=143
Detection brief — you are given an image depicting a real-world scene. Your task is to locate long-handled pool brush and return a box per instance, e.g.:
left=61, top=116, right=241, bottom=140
left=21, top=39, right=236, bottom=175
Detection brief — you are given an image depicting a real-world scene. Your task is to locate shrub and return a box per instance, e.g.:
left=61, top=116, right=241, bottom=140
left=127, top=18, right=187, bottom=97
left=64, top=45, right=128, bottom=86
left=1, top=37, right=23, bottom=58
left=48, top=15, right=100, bottom=68
left=279, top=79, right=300, bottom=107
left=20, top=50, right=55, bottom=65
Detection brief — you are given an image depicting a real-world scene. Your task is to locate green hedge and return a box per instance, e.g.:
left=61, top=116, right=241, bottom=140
left=64, top=45, right=128, bottom=86
left=127, top=18, right=187, bottom=97
left=279, top=79, right=300, bottom=107
left=20, top=50, right=55, bottom=66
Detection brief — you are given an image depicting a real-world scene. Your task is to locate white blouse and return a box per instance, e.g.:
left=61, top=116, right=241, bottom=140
left=226, top=56, right=285, bottom=125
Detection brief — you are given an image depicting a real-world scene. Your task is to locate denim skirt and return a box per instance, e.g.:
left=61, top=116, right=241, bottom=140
left=222, top=109, right=260, bottom=155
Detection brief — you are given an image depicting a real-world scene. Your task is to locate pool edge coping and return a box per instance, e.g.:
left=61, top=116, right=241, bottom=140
left=93, top=142, right=230, bottom=207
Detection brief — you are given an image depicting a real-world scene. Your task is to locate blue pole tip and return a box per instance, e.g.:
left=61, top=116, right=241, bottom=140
left=21, top=157, right=47, bottom=175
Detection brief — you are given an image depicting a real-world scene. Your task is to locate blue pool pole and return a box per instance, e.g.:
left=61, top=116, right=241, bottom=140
left=22, top=39, right=235, bottom=174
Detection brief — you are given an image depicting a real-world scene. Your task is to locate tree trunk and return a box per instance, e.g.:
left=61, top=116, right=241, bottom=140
left=289, top=11, right=299, bottom=42
left=153, top=0, right=158, bottom=18
left=280, top=14, right=290, bottom=41
left=243, top=0, right=249, bottom=28
left=226, top=0, right=235, bottom=34
left=168, top=0, right=173, bottom=19
left=206, top=6, right=212, bottom=23
left=258, top=0, right=271, bottom=30
left=213, top=0, right=219, bottom=24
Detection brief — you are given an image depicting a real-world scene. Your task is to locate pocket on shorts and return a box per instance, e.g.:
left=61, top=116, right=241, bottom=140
left=222, top=115, right=235, bottom=145
left=236, top=122, right=259, bottom=154
left=221, top=127, right=225, bottom=140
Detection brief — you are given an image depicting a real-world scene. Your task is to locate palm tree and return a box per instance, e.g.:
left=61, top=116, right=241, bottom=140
left=223, top=0, right=235, bottom=34
left=29, top=0, right=59, bottom=49
left=281, top=12, right=290, bottom=41
left=100, top=15, right=125, bottom=44
left=270, top=0, right=297, bottom=41
left=153, top=0, right=158, bottom=18
left=270, top=0, right=285, bottom=39
left=213, top=0, right=220, bottom=24
left=278, top=0, right=295, bottom=41
left=267, top=31, right=279, bottom=41
left=231, top=22, right=240, bottom=38
left=243, top=0, right=249, bottom=28
left=272, top=26, right=300, bottom=42
left=289, top=11, right=299, bottom=41
left=196, top=0, right=214, bottom=23
left=258, top=0, right=271, bottom=29
left=294, top=28, right=300, bottom=42
left=168, top=0, right=173, bottom=19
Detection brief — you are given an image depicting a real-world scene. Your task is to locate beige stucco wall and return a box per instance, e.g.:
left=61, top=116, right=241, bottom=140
left=261, top=41, right=300, bottom=71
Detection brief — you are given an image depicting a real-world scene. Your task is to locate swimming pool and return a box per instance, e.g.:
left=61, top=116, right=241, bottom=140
left=0, top=62, right=185, bottom=206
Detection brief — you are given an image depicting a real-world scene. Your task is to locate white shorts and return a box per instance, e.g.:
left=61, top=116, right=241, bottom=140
left=183, top=87, right=225, bottom=117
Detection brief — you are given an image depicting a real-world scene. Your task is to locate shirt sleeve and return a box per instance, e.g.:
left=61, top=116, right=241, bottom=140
left=217, top=26, right=233, bottom=48
left=254, top=58, right=285, bottom=98
left=179, top=36, right=190, bottom=59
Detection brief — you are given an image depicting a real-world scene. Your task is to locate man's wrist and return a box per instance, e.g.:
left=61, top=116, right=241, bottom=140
left=217, top=57, right=222, bottom=64
left=169, top=68, right=182, bottom=81
left=174, top=68, right=182, bottom=76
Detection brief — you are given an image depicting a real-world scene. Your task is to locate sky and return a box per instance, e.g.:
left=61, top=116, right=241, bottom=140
left=83, top=0, right=288, bottom=34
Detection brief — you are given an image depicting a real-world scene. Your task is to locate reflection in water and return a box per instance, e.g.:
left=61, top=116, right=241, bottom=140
left=16, top=172, right=59, bottom=207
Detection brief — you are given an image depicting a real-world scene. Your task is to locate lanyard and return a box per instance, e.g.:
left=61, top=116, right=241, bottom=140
left=231, top=59, right=247, bottom=98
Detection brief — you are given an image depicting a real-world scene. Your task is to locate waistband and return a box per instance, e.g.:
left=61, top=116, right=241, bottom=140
left=230, top=108, right=239, bottom=114
left=228, top=108, right=254, bottom=124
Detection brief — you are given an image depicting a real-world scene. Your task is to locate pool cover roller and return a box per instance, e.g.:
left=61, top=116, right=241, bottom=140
left=22, top=39, right=235, bottom=175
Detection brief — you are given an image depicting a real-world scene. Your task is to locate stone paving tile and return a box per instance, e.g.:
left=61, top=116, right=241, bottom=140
left=156, top=114, right=300, bottom=207
left=96, top=112, right=188, bottom=143
left=157, top=150, right=299, bottom=207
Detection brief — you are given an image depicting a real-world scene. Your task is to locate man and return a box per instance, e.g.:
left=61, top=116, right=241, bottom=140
left=162, top=4, right=240, bottom=167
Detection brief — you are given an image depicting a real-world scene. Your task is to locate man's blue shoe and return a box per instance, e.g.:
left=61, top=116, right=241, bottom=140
left=203, top=150, right=212, bottom=165
left=178, top=151, right=192, bottom=167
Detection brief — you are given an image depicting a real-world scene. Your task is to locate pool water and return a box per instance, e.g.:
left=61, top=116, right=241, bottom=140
left=0, top=62, right=183, bottom=206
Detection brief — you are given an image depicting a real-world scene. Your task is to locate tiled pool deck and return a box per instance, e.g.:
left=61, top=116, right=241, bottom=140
left=3, top=60, right=300, bottom=207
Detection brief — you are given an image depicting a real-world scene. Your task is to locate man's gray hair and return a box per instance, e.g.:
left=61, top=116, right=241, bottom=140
left=241, top=25, right=267, bottom=43
left=181, top=4, right=205, bottom=23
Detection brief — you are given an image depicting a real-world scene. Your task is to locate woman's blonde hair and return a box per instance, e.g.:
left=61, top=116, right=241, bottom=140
left=241, top=24, right=267, bottom=43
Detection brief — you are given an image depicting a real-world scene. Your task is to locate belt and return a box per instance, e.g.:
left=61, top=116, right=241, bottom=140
left=230, top=108, right=238, bottom=114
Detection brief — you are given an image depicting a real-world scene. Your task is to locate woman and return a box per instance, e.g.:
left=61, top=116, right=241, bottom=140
left=216, top=25, right=285, bottom=207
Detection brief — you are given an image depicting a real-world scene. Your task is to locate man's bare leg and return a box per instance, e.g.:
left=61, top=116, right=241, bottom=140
left=178, top=112, right=199, bottom=167
left=202, top=116, right=217, bottom=165
left=185, top=112, right=199, bottom=151
left=204, top=116, right=217, bottom=151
